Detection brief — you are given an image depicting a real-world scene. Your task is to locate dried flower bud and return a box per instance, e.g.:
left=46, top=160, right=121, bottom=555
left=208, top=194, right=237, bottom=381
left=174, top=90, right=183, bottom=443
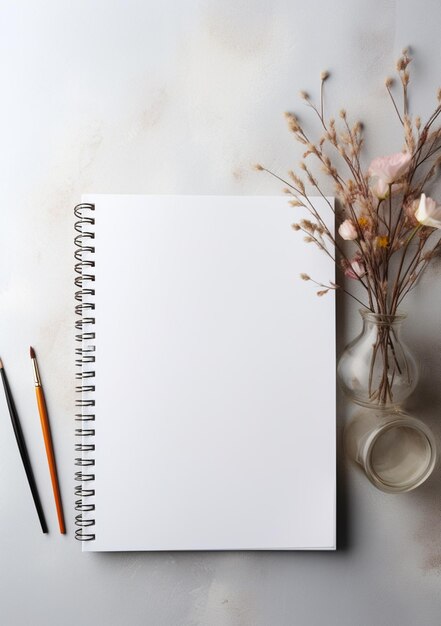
left=415, top=116, right=421, bottom=130
left=339, top=109, right=346, bottom=119
left=397, top=57, right=406, bottom=71
left=317, top=290, right=329, bottom=297
left=303, top=236, right=314, bottom=243
left=385, top=77, right=393, bottom=88
left=253, top=163, right=264, bottom=171
left=401, top=48, right=411, bottom=67
left=290, top=173, right=305, bottom=194
left=320, top=70, right=330, bottom=81
left=300, top=219, right=316, bottom=233
left=289, top=199, right=303, bottom=207
left=291, top=223, right=301, bottom=231
left=300, top=273, right=310, bottom=281
left=284, top=111, right=301, bottom=132
left=299, top=90, right=309, bottom=100
left=437, top=88, right=441, bottom=102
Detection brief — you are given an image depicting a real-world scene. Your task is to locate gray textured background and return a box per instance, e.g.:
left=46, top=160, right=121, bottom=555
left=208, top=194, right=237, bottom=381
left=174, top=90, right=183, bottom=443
left=0, top=1, right=440, bottom=625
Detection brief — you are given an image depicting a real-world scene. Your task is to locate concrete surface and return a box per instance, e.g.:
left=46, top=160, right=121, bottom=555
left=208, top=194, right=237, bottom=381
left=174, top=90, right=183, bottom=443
left=0, top=1, right=440, bottom=624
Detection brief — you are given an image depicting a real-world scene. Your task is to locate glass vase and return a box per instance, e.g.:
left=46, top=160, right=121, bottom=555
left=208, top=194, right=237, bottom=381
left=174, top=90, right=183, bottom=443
left=337, top=310, right=418, bottom=408
left=338, top=310, right=437, bottom=493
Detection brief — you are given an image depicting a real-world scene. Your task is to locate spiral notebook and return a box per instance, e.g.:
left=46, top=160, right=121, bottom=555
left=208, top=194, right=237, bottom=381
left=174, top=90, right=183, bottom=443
left=74, top=195, right=336, bottom=551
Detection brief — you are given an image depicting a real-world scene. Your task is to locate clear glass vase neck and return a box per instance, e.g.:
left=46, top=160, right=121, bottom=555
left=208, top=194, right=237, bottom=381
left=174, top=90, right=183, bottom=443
left=360, top=309, right=407, bottom=327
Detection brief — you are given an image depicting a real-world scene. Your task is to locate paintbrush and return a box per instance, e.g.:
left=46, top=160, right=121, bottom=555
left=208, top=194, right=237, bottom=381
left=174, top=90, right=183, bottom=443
left=0, top=357, right=48, bottom=533
left=30, top=347, right=65, bottom=534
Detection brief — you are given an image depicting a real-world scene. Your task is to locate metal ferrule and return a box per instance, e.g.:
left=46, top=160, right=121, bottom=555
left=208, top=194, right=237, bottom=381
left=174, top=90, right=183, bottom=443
left=32, top=358, right=42, bottom=387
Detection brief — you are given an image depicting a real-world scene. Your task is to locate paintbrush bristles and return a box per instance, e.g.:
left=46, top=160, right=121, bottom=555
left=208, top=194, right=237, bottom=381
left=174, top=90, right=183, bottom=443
left=30, top=346, right=36, bottom=359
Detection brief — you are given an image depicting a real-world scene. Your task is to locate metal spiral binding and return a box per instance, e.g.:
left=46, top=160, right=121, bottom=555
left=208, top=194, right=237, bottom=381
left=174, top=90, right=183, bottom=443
left=74, top=203, right=96, bottom=541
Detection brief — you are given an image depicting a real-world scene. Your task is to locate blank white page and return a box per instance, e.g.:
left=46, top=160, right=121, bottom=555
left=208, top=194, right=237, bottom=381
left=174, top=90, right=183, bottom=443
left=80, top=195, right=335, bottom=551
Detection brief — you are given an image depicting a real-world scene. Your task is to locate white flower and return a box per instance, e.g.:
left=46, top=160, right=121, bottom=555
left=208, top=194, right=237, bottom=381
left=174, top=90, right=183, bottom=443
left=338, top=219, right=358, bottom=240
left=372, top=177, right=389, bottom=200
left=415, top=193, right=441, bottom=229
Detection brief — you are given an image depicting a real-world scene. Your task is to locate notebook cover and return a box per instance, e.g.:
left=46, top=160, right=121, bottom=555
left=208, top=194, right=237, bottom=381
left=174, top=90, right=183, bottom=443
left=74, top=195, right=336, bottom=551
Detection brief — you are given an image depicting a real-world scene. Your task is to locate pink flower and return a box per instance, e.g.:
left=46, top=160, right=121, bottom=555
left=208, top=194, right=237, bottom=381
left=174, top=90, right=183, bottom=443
left=345, top=258, right=366, bottom=280
left=338, top=219, right=358, bottom=240
left=368, top=152, right=411, bottom=184
left=415, top=193, right=441, bottom=229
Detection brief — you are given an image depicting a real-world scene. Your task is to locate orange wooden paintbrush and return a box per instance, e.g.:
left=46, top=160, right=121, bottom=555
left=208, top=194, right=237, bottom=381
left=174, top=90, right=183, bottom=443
left=30, top=347, right=65, bottom=534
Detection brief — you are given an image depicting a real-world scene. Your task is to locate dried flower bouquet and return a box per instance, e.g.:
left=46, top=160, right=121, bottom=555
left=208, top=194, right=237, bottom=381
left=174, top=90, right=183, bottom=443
left=257, top=50, right=441, bottom=405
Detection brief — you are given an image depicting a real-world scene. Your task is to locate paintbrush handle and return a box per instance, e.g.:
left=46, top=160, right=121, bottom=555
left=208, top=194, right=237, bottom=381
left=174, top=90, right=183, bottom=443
left=35, top=386, right=65, bottom=534
left=0, top=369, right=48, bottom=533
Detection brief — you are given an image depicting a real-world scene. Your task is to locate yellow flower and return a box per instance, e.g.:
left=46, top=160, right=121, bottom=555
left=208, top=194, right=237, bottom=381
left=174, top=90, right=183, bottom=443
left=358, top=216, right=370, bottom=229
left=376, top=235, right=389, bottom=248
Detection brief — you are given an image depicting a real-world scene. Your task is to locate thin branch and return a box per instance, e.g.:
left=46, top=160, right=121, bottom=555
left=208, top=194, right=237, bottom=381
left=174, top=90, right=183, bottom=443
left=386, top=84, right=404, bottom=125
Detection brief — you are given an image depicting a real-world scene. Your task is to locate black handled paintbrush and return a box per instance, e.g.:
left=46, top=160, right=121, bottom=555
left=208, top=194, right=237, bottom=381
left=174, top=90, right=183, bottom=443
left=0, top=358, right=48, bottom=533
